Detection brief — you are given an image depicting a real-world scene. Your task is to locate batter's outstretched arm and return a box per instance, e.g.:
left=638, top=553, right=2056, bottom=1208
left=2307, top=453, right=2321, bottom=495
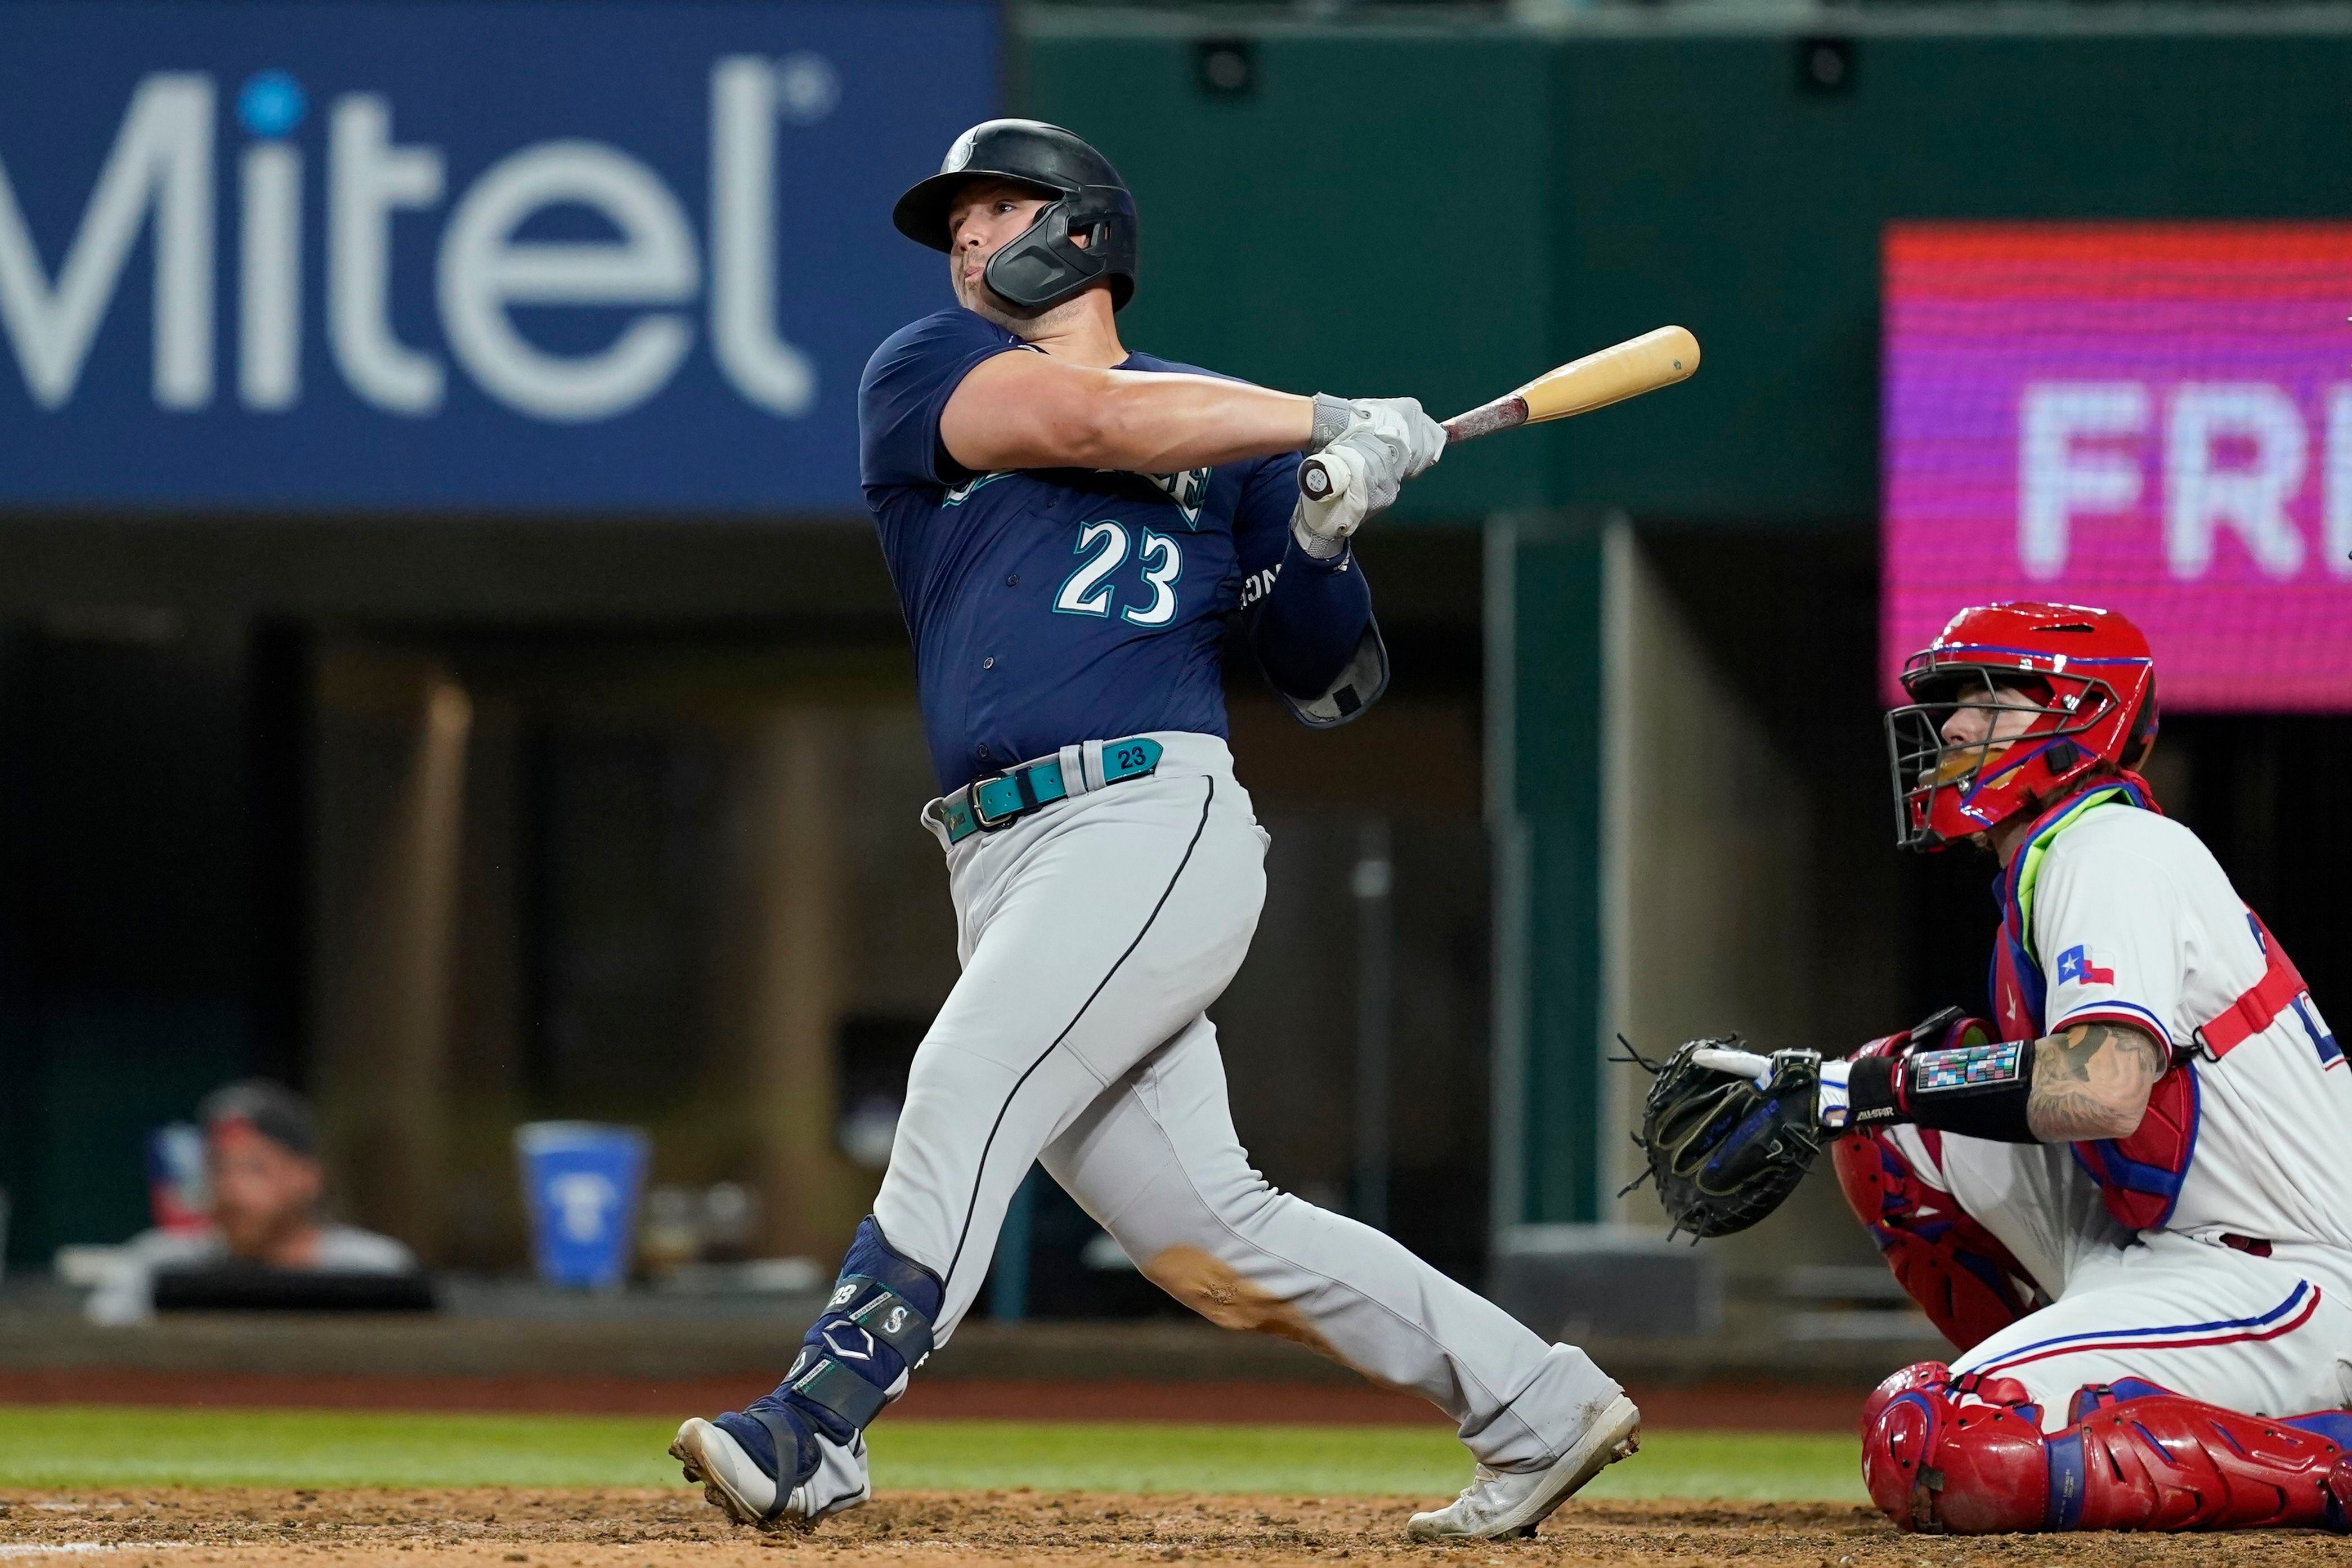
left=941, top=350, right=1314, bottom=474
left=2023, top=1020, right=2167, bottom=1143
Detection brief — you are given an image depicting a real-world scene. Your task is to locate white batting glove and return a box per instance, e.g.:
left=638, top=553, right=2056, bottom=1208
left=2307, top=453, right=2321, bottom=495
left=1310, top=395, right=1446, bottom=480
left=1816, top=1058, right=1854, bottom=1130
left=1291, top=442, right=1374, bottom=557
left=1293, top=396, right=1447, bottom=557
left=1355, top=396, right=1446, bottom=480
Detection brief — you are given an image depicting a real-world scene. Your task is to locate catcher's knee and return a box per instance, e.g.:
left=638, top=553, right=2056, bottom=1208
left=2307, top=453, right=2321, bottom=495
left=1861, top=1363, right=2050, bottom=1535
left=1832, top=1128, right=2035, bottom=1353
left=1862, top=1364, right=2352, bottom=1535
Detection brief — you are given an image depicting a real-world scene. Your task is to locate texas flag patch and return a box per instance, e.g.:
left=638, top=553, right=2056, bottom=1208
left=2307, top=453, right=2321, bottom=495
left=2055, top=944, right=2116, bottom=986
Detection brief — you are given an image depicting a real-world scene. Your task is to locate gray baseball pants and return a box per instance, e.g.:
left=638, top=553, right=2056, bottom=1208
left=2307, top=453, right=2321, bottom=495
left=870, top=731, right=1621, bottom=1468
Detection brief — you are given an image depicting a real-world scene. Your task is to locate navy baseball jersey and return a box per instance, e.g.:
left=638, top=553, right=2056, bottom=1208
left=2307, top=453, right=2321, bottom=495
left=859, top=307, right=1375, bottom=794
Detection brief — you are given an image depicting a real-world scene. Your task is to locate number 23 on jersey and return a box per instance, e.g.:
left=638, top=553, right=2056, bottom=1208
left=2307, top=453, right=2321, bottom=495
left=1054, top=521, right=1184, bottom=627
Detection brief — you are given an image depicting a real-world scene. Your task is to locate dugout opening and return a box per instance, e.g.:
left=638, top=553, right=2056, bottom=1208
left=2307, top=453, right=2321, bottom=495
left=0, top=519, right=1499, bottom=1311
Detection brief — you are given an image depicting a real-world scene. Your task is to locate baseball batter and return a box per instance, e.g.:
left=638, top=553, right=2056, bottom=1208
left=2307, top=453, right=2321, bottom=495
left=1679, top=601, right=2352, bottom=1534
left=669, top=119, right=1639, bottom=1539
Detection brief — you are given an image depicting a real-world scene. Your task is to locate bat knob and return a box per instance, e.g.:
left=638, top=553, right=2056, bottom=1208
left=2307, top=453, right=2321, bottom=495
left=1300, top=458, right=1334, bottom=500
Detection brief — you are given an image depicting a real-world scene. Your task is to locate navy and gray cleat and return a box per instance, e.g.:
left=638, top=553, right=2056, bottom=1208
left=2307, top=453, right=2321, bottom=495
left=671, top=1216, right=943, bottom=1531
left=670, top=1406, right=870, bottom=1529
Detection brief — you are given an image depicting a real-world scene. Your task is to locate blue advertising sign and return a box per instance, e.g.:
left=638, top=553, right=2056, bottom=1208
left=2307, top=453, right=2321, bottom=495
left=0, top=1, right=998, bottom=513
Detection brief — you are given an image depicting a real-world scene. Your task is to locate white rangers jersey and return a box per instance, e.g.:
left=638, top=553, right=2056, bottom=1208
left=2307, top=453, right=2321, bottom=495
left=2023, top=804, right=2352, bottom=1257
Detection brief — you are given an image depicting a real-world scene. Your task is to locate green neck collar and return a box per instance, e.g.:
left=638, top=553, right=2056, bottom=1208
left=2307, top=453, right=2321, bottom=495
left=2013, top=787, right=2126, bottom=957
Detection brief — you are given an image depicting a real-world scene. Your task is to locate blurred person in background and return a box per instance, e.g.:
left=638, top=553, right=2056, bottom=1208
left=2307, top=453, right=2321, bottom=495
left=84, top=1080, right=414, bottom=1325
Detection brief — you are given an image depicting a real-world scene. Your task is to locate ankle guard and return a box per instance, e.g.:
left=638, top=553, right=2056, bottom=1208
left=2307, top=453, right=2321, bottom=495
left=790, top=1215, right=941, bottom=1430
left=1833, top=1125, right=2037, bottom=1353
left=736, top=1216, right=942, bottom=1484
left=1863, top=1362, right=2352, bottom=1535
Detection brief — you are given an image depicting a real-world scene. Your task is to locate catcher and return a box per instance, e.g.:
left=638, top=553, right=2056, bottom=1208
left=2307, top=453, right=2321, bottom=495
left=1637, top=602, right=2352, bottom=1535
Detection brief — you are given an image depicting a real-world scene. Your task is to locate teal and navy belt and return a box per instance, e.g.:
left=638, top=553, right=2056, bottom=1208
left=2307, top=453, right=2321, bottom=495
left=936, top=737, right=1164, bottom=844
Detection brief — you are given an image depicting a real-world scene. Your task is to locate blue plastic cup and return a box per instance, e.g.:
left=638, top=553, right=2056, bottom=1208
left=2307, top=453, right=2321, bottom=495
left=514, top=1122, right=651, bottom=1290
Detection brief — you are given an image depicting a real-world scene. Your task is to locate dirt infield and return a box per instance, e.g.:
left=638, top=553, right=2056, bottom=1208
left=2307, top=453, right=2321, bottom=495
left=2, top=1489, right=2347, bottom=1567
left=0, top=1376, right=1861, bottom=1432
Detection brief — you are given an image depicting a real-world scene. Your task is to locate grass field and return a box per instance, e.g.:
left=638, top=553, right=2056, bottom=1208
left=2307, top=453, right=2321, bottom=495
left=0, top=1405, right=1866, bottom=1501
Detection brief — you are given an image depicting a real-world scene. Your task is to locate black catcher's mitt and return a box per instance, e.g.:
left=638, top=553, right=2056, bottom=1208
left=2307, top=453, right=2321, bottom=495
left=1623, top=1037, right=1824, bottom=1240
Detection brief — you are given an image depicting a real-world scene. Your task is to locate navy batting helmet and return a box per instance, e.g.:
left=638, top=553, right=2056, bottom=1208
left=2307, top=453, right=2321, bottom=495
left=892, top=119, right=1138, bottom=312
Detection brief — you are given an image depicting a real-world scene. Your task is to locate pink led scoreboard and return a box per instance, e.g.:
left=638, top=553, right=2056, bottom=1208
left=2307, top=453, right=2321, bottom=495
left=1883, top=224, right=2352, bottom=710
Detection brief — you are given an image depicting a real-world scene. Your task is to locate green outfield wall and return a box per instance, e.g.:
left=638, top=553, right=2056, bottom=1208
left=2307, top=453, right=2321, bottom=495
left=1025, top=8, right=2352, bottom=1230
left=1028, top=10, right=2352, bottom=523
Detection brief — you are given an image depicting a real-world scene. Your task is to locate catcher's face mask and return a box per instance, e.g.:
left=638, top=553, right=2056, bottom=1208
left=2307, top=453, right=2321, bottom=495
left=1883, top=602, right=2157, bottom=852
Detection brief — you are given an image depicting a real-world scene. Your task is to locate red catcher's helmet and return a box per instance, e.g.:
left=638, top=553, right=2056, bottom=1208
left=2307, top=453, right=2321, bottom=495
left=1886, top=602, right=2159, bottom=850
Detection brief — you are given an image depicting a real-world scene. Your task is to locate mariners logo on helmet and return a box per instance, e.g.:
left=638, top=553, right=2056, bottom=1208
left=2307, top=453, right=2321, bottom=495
left=892, top=119, right=1140, bottom=311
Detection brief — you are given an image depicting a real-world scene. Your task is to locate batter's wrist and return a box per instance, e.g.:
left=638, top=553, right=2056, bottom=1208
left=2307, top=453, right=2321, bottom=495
left=1290, top=515, right=1350, bottom=560
left=1307, top=392, right=1352, bottom=452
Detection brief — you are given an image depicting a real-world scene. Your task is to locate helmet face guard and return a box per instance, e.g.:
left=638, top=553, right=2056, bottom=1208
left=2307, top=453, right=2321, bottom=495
left=982, top=184, right=1139, bottom=311
left=1884, top=603, right=2157, bottom=851
left=892, top=119, right=1139, bottom=312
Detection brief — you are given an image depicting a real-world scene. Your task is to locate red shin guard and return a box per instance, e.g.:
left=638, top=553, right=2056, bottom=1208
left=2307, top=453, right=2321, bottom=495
left=1861, top=1363, right=2352, bottom=1535
left=1831, top=1125, right=2037, bottom=1352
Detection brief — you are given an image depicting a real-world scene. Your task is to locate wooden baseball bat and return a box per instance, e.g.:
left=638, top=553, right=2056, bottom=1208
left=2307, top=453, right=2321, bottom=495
left=1298, top=325, right=1701, bottom=500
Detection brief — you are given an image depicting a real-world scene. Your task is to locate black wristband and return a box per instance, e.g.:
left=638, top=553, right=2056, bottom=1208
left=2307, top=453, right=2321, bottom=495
left=1844, top=1055, right=1903, bottom=1129
left=1902, top=1036, right=2040, bottom=1144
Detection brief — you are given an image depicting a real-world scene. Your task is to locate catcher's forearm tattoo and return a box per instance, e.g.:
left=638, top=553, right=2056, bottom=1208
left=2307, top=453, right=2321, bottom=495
left=2023, top=1021, right=2166, bottom=1143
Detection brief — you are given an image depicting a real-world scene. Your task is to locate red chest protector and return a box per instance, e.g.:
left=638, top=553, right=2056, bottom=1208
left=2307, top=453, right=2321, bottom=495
left=1988, top=782, right=2314, bottom=1233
